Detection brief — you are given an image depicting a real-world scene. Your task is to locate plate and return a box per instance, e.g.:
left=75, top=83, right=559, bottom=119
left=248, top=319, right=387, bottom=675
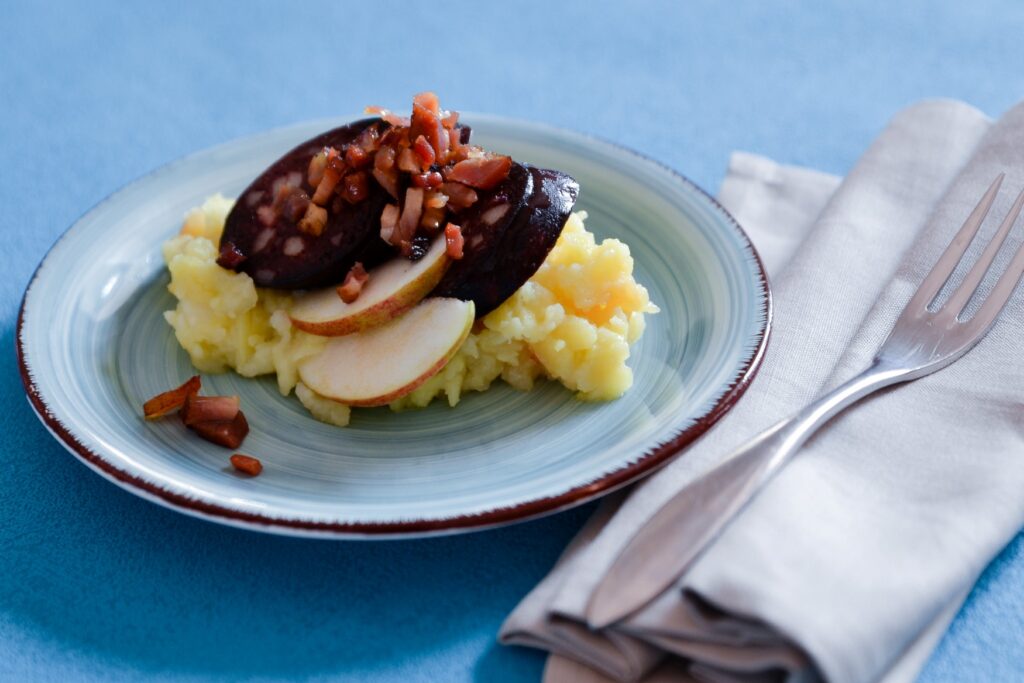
left=17, top=115, right=770, bottom=538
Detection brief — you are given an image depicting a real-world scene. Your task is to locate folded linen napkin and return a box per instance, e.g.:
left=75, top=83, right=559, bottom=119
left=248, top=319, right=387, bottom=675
left=501, top=99, right=1024, bottom=683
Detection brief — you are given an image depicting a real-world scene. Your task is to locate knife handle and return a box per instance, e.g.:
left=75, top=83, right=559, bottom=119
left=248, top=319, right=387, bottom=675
left=586, top=360, right=910, bottom=627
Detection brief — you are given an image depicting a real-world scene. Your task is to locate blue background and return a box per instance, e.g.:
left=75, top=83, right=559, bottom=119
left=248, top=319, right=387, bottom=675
left=3, top=1, right=1023, bottom=680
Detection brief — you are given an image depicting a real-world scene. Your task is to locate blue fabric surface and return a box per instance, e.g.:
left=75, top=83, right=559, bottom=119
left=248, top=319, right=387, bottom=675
left=2, top=1, right=1022, bottom=680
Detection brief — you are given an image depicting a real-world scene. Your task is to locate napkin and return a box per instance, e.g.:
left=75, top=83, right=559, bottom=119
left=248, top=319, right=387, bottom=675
left=501, top=99, right=1024, bottom=683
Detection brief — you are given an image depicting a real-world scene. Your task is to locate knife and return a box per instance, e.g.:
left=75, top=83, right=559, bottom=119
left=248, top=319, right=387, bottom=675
left=585, top=420, right=792, bottom=628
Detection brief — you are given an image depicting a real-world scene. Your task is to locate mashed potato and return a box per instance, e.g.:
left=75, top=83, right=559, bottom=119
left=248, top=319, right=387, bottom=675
left=162, top=195, right=658, bottom=426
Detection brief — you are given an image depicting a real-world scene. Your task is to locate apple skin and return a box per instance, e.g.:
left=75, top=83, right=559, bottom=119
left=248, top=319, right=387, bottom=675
left=290, top=235, right=450, bottom=337
left=297, top=297, right=475, bottom=407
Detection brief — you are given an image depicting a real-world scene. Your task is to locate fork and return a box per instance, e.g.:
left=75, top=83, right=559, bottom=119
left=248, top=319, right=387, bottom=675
left=586, top=173, right=1024, bottom=628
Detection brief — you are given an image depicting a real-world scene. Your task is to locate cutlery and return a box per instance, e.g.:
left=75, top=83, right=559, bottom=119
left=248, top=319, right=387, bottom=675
left=587, top=174, right=1024, bottom=628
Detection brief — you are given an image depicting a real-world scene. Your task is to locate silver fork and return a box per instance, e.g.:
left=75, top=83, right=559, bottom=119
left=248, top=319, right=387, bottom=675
left=586, top=173, right=1024, bottom=628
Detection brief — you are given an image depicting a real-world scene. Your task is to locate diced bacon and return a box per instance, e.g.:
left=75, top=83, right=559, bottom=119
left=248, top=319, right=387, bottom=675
left=440, top=110, right=459, bottom=130
left=341, top=171, right=369, bottom=204
left=420, top=205, right=445, bottom=233
left=398, top=187, right=424, bottom=244
left=413, top=92, right=440, bottom=115
left=345, top=144, right=369, bottom=169
left=354, top=124, right=381, bottom=153
left=397, top=147, right=420, bottom=173
left=180, top=394, right=241, bottom=426
left=373, top=166, right=400, bottom=200
left=445, top=223, right=465, bottom=260
left=412, top=135, right=435, bottom=169
left=143, top=376, right=201, bottom=420
left=326, top=148, right=346, bottom=174
left=308, top=149, right=328, bottom=187
left=312, top=165, right=341, bottom=205
left=336, top=262, right=369, bottom=303
left=380, top=203, right=400, bottom=242
left=448, top=126, right=470, bottom=162
left=188, top=412, right=249, bottom=449
left=411, top=171, right=444, bottom=189
left=435, top=126, right=451, bottom=163
left=230, top=454, right=263, bottom=476
left=441, top=182, right=478, bottom=210
left=424, top=190, right=448, bottom=209
left=445, top=155, right=512, bottom=190
left=365, top=105, right=410, bottom=128
left=298, top=203, right=328, bottom=236
left=410, top=93, right=449, bottom=160
left=374, top=145, right=396, bottom=171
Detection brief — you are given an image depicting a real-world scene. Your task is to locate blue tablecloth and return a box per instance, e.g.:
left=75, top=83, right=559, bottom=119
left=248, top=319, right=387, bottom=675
left=3, top=2, right=1022, bottom=680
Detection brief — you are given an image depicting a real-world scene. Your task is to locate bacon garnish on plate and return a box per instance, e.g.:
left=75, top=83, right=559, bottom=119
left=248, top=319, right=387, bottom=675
left=230, top=454, right=263, bottom=476
left=143, top=376, right=201, bottom=420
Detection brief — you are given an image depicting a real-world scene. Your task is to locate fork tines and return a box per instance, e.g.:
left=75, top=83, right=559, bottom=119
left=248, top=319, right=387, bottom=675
left=908, top=173, right=1024, bottom=330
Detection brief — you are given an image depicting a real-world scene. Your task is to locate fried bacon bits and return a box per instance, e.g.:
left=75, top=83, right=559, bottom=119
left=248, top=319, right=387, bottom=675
left=143, top=378, right=250, bottom=450
left=445, top=223, right=464, bottom=260
left=337, top=262, right=369, bottom=303
left=180, top=394, right=241, bottom=426
left=229, top=454, right=263, bottom=476
left=445, top=155, right=513, bottom=190
left=365, top=92, right=512, bottom=253
left=188, top=412, right=250, bottom=450
left=143, top=376, right=201, bottom=419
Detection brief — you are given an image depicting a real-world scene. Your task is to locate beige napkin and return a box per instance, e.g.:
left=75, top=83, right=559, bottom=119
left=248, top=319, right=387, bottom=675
left=501, top=99, right=1024, bottom=683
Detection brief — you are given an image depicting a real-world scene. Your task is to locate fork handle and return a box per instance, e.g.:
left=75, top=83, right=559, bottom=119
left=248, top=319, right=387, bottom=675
left=679, top=362, right=913, bottom=548
left=661, top=360, right=913, bottom=567
left=586, top=361, right=915, bottom=627
left=757, top=359, right=912, bottom=473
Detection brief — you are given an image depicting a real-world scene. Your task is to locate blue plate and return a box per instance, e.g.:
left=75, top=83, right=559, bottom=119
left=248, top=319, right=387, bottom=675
left=17, top=115, right=770, bottom=538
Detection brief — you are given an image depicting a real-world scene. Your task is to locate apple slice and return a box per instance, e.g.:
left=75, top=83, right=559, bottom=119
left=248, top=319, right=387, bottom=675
left=290, top=235, right=450, bottom=336
left=298, top=297, right=474, bottom=407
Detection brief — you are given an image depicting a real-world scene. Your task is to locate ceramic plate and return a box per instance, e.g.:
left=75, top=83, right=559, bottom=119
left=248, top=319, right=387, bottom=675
left=18, top=115, right=770, bottom=538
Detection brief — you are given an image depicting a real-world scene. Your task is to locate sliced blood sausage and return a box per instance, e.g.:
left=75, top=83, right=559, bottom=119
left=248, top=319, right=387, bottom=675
left=218, top=119, right=475, bottom=289
left=432, top=162, right=532, bottom=299
left=218, top=118, right=391, bottom=289
left=433, top=165, right=579, bottom=316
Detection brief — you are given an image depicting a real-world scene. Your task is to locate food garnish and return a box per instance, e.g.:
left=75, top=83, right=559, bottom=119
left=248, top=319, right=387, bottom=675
left=229, top=454, right=263, bottom=476
left=186, top=411, right=249, bottom=449
left=444, top=223, right=464, bottom=260
left=143, top=379, right=250, bottom=449
left=180, top=394, right=241, bottom=425
left=143, top=375, right=201, bottom=419
left=336, top=262, right=369, bottom=303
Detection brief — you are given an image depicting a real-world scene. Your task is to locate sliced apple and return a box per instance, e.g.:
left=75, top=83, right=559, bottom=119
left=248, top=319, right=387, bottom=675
left=298, top=297, right=474, bottom=407
left=290, top=235, right=450, bottom=336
